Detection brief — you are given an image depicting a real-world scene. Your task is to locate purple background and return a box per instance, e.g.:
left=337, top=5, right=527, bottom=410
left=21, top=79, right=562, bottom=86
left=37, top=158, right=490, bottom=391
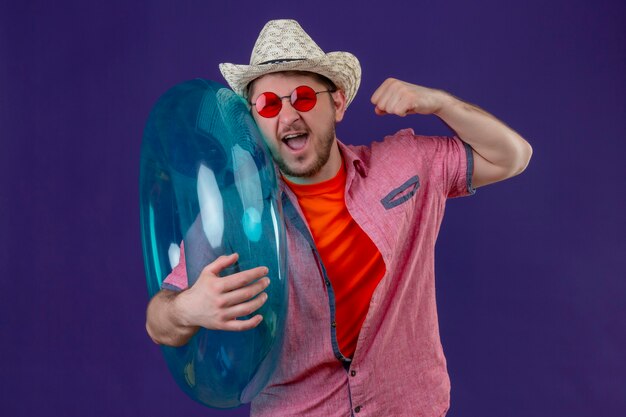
left=2, top=0, right=625, bottom=416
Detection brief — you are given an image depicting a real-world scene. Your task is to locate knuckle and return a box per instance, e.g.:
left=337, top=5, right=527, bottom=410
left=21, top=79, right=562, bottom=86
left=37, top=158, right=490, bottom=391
left=245, top=302, right=258, bottom=315
left=210, top=279, right=225, bottom=293
left=255, top=280, right=266, bottom=292
left=229, top=320, right=243, bottom=331
left=256, top=293, right=268, bottom=306
left=214, top=296, right=227, bottom=309
left=245, top=289, right=256, bottom=300
left=202, top=262, right=218, bottom=274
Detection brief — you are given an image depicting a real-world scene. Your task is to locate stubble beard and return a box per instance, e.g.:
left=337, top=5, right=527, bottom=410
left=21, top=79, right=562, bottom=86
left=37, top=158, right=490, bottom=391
left=274, top=123, right=336, bottom=179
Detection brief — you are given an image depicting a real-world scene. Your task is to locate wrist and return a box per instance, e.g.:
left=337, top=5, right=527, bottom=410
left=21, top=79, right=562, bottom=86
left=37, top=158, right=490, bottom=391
left=171, top=290, right=193, bottom=328
left=432, top=89, right=455, bottom=117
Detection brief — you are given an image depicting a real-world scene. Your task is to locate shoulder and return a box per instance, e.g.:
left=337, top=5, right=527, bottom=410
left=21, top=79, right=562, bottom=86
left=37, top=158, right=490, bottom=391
left=345, top=129, right=460, bottom=166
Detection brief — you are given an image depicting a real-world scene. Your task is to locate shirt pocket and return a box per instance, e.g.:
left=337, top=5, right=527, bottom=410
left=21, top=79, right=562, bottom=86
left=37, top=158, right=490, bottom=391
left=380, top=175, right=420, bottom=210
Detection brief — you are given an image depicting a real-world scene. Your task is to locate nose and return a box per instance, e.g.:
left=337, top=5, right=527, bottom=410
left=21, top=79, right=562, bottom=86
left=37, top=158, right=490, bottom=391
left=278, top=98, right=301, bottom=126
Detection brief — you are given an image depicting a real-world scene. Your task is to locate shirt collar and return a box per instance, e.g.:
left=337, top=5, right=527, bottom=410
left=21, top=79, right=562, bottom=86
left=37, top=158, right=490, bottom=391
left=337, top=139, right=368, bottom=178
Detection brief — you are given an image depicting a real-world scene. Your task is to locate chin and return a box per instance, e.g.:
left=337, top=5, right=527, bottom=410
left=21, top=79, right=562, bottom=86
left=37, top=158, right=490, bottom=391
left=281, top=160, right=321, bottom=179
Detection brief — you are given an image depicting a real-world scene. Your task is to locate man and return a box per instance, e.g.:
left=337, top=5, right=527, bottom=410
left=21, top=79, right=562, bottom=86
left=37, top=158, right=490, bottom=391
left=146, top=19, right=532, bottom=416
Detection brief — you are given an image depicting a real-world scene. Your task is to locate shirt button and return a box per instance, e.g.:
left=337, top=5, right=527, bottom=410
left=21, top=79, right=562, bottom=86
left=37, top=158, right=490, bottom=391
left=325, top=280, right=330, bottom=286
left=350, top=370, right=356, bottom=377
left=355, top=406, right=361, bottom=413
left=331, top=321, right=336, bottom=328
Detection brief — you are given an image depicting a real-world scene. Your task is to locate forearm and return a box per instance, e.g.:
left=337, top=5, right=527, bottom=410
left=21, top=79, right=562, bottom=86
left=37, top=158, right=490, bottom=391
left=434, top=92, right=533, bottom=179
left=146, top=289, right=199, bottom=347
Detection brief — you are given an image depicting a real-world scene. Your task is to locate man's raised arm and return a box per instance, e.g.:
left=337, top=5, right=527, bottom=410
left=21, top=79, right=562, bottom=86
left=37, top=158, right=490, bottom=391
left=370, top=78, right=532, bottom=188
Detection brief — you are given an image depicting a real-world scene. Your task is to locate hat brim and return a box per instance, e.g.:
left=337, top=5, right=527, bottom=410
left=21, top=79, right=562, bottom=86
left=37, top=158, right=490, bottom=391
left=219, top=51, right=361, bottom=108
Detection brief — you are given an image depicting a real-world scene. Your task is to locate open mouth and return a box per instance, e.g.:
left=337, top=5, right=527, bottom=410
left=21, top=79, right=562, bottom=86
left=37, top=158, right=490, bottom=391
left=282, top=133, right=309, bottom=151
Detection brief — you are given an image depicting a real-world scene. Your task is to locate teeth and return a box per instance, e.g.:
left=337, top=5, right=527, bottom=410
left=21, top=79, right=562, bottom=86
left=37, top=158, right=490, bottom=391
left=283, top=133, right=305, bottom=141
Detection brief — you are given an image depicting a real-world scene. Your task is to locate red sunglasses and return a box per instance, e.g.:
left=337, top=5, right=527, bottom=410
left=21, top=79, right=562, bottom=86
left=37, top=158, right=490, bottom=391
left=250, top=85, right=335, bottom=118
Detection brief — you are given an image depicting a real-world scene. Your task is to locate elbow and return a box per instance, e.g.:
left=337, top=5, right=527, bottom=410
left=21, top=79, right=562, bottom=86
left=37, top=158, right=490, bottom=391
left=146, top=319, right=166, bottom=346
left=497, top=138, right=533, bottom=182
left=472, top=135, right=533, bottom=187
left=505, top=135, right=533, bottom=178
left=514, top=140, right=533, bottom=175
left=146, top=320, right=190, bottom=347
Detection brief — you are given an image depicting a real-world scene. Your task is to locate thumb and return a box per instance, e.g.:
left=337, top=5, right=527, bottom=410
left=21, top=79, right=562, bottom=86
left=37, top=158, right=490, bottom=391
left=200, top=253, right=239, bottom=278
left=374, top=106, right=387, bottom=116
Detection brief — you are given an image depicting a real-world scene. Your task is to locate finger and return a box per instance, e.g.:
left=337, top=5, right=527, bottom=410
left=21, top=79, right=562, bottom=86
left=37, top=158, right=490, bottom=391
left=201, top=253, right=239, bottom=277
left=370, top=85, right=384, bottom=105
left=223, top=292, right=269, bottom=321
left=373, top=91, right=393, bottom=114
left=221, top=314, right=264, bottom=332
left=380, top=90, right=415, bottom=117
left=391, top=89, right=412, bottom=113
left=371, top=86, right=390, bottom=111
left=220, top=266, right=269, bottom=293
left=374, top=106, right=387, bottom=116
left=373, top=85, right=402, bottom=115
left=370, top=77, right=396, bottom=104
left=221, top=277, right=270, bottom=307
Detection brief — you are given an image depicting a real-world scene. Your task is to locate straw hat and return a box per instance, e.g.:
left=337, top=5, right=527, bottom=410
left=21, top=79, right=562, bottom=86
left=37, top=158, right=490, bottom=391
left=219, top=19, right=361, bottom=107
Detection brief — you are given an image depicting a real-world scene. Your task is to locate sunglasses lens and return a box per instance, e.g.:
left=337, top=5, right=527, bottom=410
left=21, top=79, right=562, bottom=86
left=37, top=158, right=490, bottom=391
left=256, top=92, right=281, bottom=118
left=291, top=86, right=317, bottom=112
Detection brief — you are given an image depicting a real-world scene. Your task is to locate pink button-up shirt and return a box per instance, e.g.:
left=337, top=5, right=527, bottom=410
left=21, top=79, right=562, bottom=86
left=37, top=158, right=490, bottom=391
left=164, top=129, right=474, bottom=416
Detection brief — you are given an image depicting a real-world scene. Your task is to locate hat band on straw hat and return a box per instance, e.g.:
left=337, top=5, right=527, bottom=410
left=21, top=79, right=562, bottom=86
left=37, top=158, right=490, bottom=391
left=258, top=59, right=307, bottom=65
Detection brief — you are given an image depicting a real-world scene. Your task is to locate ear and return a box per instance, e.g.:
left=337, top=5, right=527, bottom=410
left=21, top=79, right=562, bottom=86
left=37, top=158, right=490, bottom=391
left=332, top=89, right=347, bottom=123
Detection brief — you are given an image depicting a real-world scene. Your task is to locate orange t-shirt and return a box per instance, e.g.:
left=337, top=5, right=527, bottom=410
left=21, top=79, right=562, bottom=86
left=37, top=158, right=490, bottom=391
left=284, top=163, right=386, bottom=358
